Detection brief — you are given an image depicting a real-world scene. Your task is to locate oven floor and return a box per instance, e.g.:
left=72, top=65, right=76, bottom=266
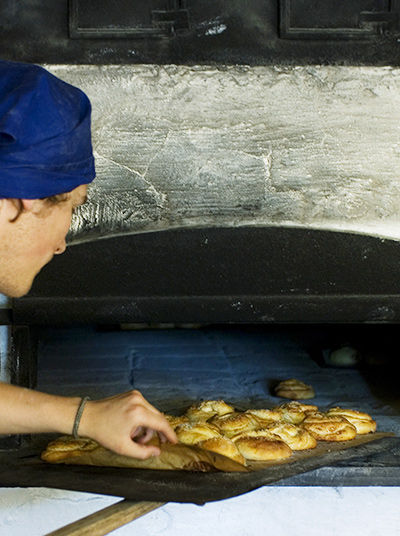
left=2, top=324, right=400, bottom=535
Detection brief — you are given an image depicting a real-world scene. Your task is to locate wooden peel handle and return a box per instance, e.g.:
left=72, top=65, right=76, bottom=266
left=45, top=499, right=165, bottom=536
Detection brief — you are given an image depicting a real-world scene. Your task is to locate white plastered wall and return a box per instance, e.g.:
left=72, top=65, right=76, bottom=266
left=41, top=64, right=400, bottom=243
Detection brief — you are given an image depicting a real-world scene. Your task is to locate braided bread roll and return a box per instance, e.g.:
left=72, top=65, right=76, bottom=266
left=302, top=412, right=357, bottom=441
left=185, top=400, right=235, bottom=422
left=210, top=412, right=261, bottom=438
left=233, top=435, right=293, bottom=461
left=326, top=407, right=376, bottom=434
left=274, top=378, right=315, bottom=400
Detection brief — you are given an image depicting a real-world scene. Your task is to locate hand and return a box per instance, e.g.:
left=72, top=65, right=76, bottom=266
left=78, top=390, right=177, bottom=459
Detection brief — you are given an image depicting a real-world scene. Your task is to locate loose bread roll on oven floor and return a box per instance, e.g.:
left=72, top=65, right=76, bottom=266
left=274, top=378, right=315, bottom=400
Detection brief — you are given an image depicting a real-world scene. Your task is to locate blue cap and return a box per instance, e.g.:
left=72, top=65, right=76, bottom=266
left=0, top=59, right=95, bottom=198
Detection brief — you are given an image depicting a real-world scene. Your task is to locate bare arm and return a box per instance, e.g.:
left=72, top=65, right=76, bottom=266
left=0, top=382, right=80, bottom=435
left=0, top=383, right=177, bottom=459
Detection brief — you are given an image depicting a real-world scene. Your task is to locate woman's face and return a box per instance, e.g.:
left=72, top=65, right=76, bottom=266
left=0, top=184, right=88, bottom=297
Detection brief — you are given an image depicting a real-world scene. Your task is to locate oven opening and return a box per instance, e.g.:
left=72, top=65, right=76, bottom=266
left=14, top=321, right=398, bottom=499
left=2, top=227, right=400, bottom=502
left=35, top=322, right=400, bottom=421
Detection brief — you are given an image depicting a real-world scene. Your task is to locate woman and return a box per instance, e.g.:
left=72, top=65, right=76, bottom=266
left=0, top=59, right=177, bottom=458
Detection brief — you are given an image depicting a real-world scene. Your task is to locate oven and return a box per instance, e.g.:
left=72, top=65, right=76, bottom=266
left=1, top=0, right=400, bottom=503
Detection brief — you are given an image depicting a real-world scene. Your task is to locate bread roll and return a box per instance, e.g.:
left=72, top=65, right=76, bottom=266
left=210, top=412, right=260, bottom=438
left=41, top=437, right=98, bottom=463
left=326, top=407, right=376, bottom=434
left=278, top=401, right=318, bottom=424
left=198, top=437, right=246, bottom=465
left=230, top=429, right=280, bottom=443
left=185, top=400, right=234, bottom=422
left=175, top=423, right=222, bottom=445
left=164, top=414, right=190, bottom=429
left=274, top=378, right=315, bottom=400
left=261, top=422, right=317, bottom=450
left=41, top=435, right=247, bottom=472
left=281, top=401, right=319, bottom=414
left=234, top=436, right=292, bottom=461
left=245, top=408, right=282, bottom=423
left=302, top=412, right=357, bottom=441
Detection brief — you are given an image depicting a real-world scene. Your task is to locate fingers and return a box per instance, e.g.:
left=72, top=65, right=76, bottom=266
left=118, top=439, right=161, bottom=460
left=158, top=431, right=168, bottom=443
left=130, top=407, right=177, bottom=445
left=133, top=427, right=169, bottom=445
left=80, top=389, right=178, bottom=459
left=133, top=426, right=155, bottom=444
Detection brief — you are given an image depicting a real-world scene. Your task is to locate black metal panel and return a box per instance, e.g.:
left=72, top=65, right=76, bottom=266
left=12, top=227, right=400, bottom=324
left=69, top=0, right=190, bottom=38
left=280, top=0, right=399, bottom=39
left=0, top=1, right=399, bottom=64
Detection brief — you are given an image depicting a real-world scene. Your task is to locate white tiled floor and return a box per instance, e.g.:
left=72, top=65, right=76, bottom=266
left=1, top=486, right=400, bottom=535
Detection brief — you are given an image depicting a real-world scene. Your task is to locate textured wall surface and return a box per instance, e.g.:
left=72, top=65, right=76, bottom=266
left=45, top=65, right=400, bottom=242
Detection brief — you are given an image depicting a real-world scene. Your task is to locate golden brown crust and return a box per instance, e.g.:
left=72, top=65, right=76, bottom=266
left=245, top=408, right=282, bottom=423
left=274, top=378, right=315, bottom=400
left=40, top=436, right=99, bottom=463
left=234, top=436, right=293, bottom=461
left=185, top=400, right=235, bottom=422
left=175, top=422, right=222, bottom=445
left=164, top=414, right=190, bottom=429
left=277, top=404, right=306, bottom=424
left=280, top=401, right=319, bottom=414
left=275, top=401, right=319, bottom=424
left=230, top=429, right=281, bottom=443
left=326, top=407, right=377, bottom=434
left=260, top=422, right=317, bottom=450
left=41, top=435, right=247, bottom=472
left=210, top=412, right=260, bottom=438
left=198, top=437, right=246, bottom=465
left=302, top=412, right=357, bottom=441
left=41, top=398, right=378, bottom=472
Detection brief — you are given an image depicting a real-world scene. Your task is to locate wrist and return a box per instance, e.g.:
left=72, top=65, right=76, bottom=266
left=34, top=394, right=82, bottom=435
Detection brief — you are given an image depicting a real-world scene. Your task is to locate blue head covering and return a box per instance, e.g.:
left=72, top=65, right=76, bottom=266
left=0, top=60, right=95, bottom=198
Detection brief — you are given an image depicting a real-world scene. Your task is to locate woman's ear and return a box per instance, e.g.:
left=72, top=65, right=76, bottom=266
left=0, top=198, right=22, bottom=221
left=0, top=199, right=42, bottom=223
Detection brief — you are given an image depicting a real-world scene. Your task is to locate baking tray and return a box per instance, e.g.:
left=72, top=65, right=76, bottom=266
left=0, top=434, right=397, bottom=504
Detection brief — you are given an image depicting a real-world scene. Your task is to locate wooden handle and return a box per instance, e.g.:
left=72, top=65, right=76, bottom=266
left=45, top=499, right=165, bottom=536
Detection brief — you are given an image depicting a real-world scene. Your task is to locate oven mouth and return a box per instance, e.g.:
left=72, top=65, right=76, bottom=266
left=1, top=322, right=400, bottom=502
left=12, top=226, right=400, bottom=325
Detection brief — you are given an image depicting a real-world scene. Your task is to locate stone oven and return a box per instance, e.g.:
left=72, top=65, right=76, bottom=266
left=1, top=0, right=400, bottom=501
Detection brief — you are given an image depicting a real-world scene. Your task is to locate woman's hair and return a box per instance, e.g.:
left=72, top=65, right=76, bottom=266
left=9, top=192, right=70, bottom=222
